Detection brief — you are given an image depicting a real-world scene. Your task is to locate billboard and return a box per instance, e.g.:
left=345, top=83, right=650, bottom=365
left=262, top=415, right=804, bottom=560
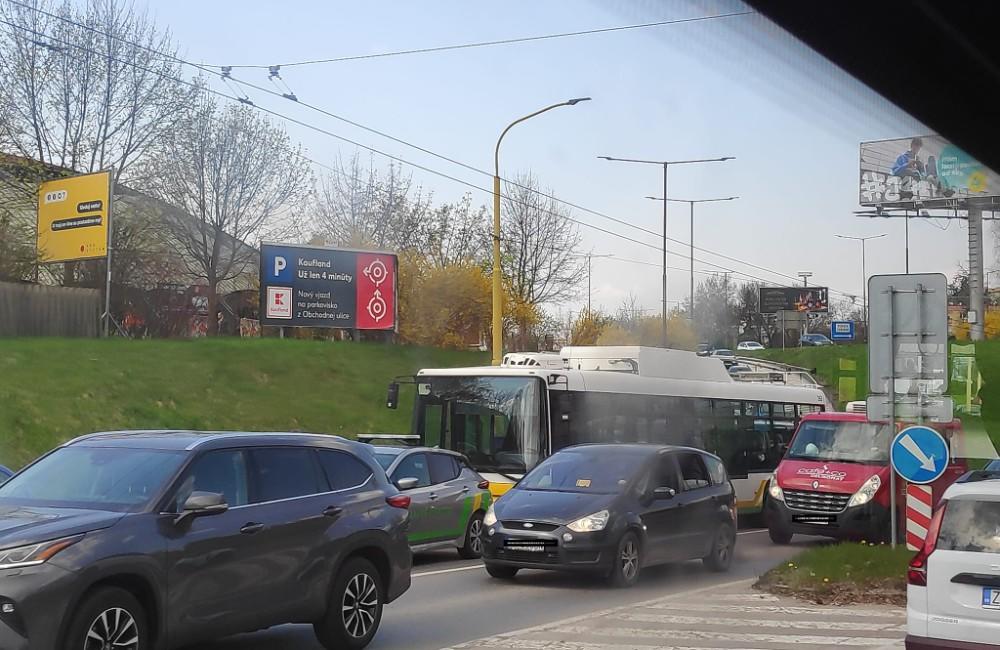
left=860, top=135, right=999, bottom=206
left=37, top=170, right=111, bottom=263
left=259, top=243, right=397, bottom=330
left=759, top=286, right=828, bottom=314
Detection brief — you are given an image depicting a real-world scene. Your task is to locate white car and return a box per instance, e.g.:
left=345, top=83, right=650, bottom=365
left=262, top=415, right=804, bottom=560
left=736, top=341, right=765, bottom=351
left=710, top=348, right=735, bottom=358
left=906, top=469, right=1000, bottom=649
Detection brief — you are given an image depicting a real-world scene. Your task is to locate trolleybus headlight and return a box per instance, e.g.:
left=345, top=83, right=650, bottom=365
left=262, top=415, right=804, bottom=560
left=847, top=475, right=881, bottom=508
left=768, top=471, right=784, bottom=502
left=567, top=510, right=610, bottom=533
left=483, top=504, right=497, bottom=527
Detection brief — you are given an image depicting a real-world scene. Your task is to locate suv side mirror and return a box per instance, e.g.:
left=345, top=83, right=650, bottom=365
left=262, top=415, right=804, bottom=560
left=386, top=382, right=400, bottom=409
left=396, top=477, right=419, bottom=491
left=652, top=486, right=676, bottom=499
left=175, top=491, right=228, bottom=525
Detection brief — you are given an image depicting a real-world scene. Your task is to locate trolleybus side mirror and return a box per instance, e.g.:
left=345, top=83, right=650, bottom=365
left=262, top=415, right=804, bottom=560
left=386, top=382, right=400, bottom=409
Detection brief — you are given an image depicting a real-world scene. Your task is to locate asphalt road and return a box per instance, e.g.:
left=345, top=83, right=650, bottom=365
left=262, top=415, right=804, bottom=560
left=186, top=529, right=822, bottom=650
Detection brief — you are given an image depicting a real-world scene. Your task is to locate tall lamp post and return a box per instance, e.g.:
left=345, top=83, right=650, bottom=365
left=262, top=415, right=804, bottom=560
left=599, top=155, right=734, bottom=348
left=585, top=253, right=615, bottom=313
left=645, top=195, right=738, bottom=320
left=835, top=233, right=887, bottom=326
left=492, top=97, right=591, bottom=366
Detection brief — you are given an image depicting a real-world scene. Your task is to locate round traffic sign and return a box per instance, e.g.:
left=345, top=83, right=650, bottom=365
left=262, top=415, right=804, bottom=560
left=890, top=425, right=949, bottom=484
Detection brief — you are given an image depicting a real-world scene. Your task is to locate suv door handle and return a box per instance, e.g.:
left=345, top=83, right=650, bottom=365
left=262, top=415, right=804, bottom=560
left=323, top=506, right=344, bottom=519
left=240, top=522, right=265, bottom=535
left=428, top=493, right=438, bottom=500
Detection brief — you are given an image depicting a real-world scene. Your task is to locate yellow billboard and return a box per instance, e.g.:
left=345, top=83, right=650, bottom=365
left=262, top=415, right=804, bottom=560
left=37, top=170, right=111, bottom=263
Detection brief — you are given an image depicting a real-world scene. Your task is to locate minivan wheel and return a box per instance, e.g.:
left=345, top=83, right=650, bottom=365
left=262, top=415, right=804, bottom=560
left=458, top=511, right=485, bottom=559
left=314, top=557, right=384, bottom=650
left=607, top=531, right=641, bottom=588
left=65, top=586, right=147, bottom=650
left=703, top=524, right=736, bottom=572
left=485, top=563, right=519, bottom=579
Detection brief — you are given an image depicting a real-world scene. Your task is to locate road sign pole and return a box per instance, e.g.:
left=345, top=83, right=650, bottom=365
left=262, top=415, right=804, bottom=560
left=103, top=167, right=115, bottom=338
left=888, top=283, right=897, bottom=548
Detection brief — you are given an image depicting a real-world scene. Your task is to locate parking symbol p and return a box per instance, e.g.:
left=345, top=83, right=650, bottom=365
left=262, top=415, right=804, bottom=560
left=273, top=256, right=287, bottom=277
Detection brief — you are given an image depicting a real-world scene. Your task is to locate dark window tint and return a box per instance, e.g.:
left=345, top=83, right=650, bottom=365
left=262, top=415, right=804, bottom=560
left=429, top=453, right=460, bottom=484
left=391, top=453, right=431, bottom=488
left=318, top=450, right=373, bottom=490
left=373, top=451, right=399, bottom=471
left=250, top=448, right=325, bottom=502
left=677, top=453, right=711, bottom=490
left=704, top=455, right=727, bottom=485
left=174, top=450, right=249, bottom=510
left=937, top=500, right=1000, bottom=554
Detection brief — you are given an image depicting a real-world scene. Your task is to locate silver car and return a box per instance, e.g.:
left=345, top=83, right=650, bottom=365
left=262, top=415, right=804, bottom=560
left=372, top=447, right=492, bottom=558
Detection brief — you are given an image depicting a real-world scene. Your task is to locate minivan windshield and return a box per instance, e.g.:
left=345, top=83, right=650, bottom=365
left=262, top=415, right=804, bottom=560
left=0, top=446, right=186, bottom=512
left=786, top=420, right=893, bottom=464
left=518, top=447, right=647, bottom=494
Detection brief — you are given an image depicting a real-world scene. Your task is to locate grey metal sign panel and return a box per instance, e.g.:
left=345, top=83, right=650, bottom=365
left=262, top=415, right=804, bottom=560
left=866, top=394, right=953, bottom=423
left=868, top=273, right=949, bottom=395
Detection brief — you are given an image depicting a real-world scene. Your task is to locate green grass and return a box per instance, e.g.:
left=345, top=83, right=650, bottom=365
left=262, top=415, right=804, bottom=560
left=756, top=542, right=912, bottom=604
left=0, top=338, right=486, bottom=468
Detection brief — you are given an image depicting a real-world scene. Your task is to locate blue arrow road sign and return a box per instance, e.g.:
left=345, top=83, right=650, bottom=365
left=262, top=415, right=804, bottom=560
left=891, top=425, right=950, bottom=484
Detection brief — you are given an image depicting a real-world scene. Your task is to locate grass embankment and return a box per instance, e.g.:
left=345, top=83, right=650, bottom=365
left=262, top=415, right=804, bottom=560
left=0, top=338, right=486, bottom=468
left=756, top=542, right=912, bottom=605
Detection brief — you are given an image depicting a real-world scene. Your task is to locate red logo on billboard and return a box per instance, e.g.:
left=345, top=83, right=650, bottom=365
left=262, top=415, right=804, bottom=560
left=356, top=254, right=396, bottom=329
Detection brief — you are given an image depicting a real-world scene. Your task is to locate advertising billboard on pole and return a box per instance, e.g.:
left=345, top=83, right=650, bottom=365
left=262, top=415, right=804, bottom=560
left=259, top=243, right=397, bottom=330
left=37, top=170, right=111, bottom=263
left=860, top=135, right=999, bottom=206
left=758, top=287, right=828, bottom=314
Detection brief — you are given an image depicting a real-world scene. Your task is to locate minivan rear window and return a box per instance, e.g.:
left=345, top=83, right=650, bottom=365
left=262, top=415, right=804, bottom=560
left=937, top=500, right=1000, bottom=554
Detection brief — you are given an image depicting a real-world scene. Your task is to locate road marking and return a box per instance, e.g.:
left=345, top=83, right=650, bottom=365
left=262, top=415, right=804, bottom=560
left=413, top=564, right=483, bottom=578
left=462, top=640, right=777, bottom=650
left=551, top=625, right=902, bottom=646
left=737, top=529, right=767, bottom=536
left=618, top=611, right=905, bottom=631
left=645, top=601, right=905, bottom=618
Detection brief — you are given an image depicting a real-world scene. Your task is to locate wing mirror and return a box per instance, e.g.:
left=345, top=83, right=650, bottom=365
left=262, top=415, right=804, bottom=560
left=652, top=487, right=676, bottom=500
left=396, top=477, right=419, bottom=491
left=386, top=382, right=400, bottom=409
left=174, top=491, right=228, bottom=525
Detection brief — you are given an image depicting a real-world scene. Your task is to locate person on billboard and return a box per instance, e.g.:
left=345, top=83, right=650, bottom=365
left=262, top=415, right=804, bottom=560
left=891, top=137, right=953, bottom=197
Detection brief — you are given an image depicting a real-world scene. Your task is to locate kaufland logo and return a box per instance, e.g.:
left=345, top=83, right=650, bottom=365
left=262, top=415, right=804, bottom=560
left=266, top=286, right=292, bottom=319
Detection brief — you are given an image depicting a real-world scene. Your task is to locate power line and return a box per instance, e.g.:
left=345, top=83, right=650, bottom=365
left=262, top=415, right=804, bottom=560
left=4, top=4, right=848, bottom=295
left=198, top=12, right=756, bottom=68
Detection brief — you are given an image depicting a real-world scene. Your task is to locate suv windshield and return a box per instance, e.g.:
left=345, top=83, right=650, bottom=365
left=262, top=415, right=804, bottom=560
left=786, top=420, right=893, bottom=464
left=937, top=499, right=1000, bottom=554
left=518, top=447, right=647, bottom=494
left=0, top=446, right=186, bottom=512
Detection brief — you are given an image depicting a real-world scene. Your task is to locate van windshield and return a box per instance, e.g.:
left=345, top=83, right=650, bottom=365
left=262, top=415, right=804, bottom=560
left=786, top=420, right=893, bottom=464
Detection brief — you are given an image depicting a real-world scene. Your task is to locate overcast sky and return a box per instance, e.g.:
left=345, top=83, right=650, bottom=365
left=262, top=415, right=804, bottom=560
left=143, top=0, right=982, bottom=317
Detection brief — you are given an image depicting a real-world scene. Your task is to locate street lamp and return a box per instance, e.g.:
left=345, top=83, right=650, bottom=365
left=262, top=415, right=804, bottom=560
left=584, top=253, right=614, bottom=313
left=835, top=233, right=887, bottom=326
left=645, top=195, right=737, bottom=321
left=492, top=97, right=591, bottom=366
left=600, top=155, right=734, bottom=347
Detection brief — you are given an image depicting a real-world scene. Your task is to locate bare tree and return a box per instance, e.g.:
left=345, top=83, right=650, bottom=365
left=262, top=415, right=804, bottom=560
left=141, top=95, right=312, bottom=334
left=425, top=193, right=488, bottom=267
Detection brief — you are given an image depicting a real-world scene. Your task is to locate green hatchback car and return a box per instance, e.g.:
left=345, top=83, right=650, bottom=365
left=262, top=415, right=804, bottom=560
left=372, top=447, right=492, bottom=558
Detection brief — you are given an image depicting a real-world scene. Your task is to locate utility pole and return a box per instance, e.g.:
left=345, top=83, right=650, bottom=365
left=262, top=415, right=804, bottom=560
left=835, top=233, right=887, bottom=328
left=799, top=272, right=812, bottom=333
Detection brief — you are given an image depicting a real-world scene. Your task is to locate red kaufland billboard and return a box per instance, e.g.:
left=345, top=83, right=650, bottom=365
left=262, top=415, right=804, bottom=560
left=259, top=243, right=397, bottom=330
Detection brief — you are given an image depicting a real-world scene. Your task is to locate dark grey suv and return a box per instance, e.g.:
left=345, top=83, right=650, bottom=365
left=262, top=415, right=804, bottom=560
left=0, top=430, right=412, bottom=650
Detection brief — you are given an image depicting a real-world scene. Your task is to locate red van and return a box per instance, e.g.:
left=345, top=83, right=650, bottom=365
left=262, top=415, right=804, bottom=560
left=765, top=412, right=966, bottom=543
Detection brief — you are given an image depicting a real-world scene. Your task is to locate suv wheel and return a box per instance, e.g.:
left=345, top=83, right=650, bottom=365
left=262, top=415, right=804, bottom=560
left=314, top=557, right=384, bottom=650
left=66, top=586, right=147, bottom=650
left=458, top=512, right=485, bottom=559
left=607, top=531, right=641, bottom=588
left=703, top=524, right=736, bottom=572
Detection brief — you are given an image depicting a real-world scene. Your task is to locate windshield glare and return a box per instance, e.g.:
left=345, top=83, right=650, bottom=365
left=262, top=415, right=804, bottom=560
left=0, top=446, right=186, bottom=511
left=518, top=448, right=645, bottom=494
left=415, top=376, right=544, bottom=475
left=787, top=420, right=892, bottom=463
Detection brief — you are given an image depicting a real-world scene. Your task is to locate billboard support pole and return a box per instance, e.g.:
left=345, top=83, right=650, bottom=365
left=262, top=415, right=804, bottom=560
left=661, top=162, right=668, bottom=348
left=887, top=283, right=897, bottom=549
left=102, top=167, right=114, bottom=338
left=969, top=204, right=985, bottom=341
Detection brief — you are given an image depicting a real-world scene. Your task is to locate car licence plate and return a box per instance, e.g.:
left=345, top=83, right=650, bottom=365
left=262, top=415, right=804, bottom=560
left=505, top=539, right=554, bottom=553
left=982, top=588, right=1000, bottom=610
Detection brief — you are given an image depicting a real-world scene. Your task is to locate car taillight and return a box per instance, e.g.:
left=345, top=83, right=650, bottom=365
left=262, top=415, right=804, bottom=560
left=908, top=501, right=947, bottom=586
left=477, top=479, right=490, bottom=490
left=386, top=495, right=411, bottom=509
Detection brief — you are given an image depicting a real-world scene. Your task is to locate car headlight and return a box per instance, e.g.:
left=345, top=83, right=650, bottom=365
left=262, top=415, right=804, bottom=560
left=567, top=510, right=610, bottom=533
left=768, top=471, right=784, bottom=502
left=847, top=475, right=882, bottom=508
left=0, top=535, right=81, bottom=570
left=483, top=504, right=497, bottom=527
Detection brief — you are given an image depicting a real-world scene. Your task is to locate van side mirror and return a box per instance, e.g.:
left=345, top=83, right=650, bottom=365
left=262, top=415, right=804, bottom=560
left=396, top=477, right=419, bottom=491
left=174, top=491, right=228, bottom=525
left=386, top=382, right=400, bottom=409
left=652, top=487, right=676, bottom=499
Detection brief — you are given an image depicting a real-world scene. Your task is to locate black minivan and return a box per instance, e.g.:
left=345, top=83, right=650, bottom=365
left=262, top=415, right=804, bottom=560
left=0, top=430, right=412, bottom=650
left=481, top=444, right=737, bottom=587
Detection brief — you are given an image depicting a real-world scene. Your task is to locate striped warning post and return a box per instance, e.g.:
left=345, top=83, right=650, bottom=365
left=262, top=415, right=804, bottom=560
left=906, top=484, right=933, bottom=550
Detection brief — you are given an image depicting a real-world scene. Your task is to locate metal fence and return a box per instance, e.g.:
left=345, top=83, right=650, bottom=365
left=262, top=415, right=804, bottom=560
left=0, top=282, right=100, bottom=337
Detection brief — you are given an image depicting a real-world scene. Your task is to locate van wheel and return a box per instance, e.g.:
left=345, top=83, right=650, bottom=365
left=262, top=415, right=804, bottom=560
left=703, top=524, right=736, bottom=572
left=768, top=524, right=793, bottom=545
left=607, top=531, right=641, bottom=588
left=65, top=586, right=147, bottom=650
left=485, top=563, right=519, bottom=579
left=458, top=512, right=485, bottom=559
left=314, top=557, right=384, bottom=650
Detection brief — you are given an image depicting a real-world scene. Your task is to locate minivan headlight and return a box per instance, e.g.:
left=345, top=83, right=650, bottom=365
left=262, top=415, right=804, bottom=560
left=483, top=504, right=497, bottom=527
left=567, top=510, right=610, bottom=533
left=768, top=471, right=784, bottom=502
left=0, top=535, right=81, bottom=569
left=847, top=475, right=882, bottom=508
